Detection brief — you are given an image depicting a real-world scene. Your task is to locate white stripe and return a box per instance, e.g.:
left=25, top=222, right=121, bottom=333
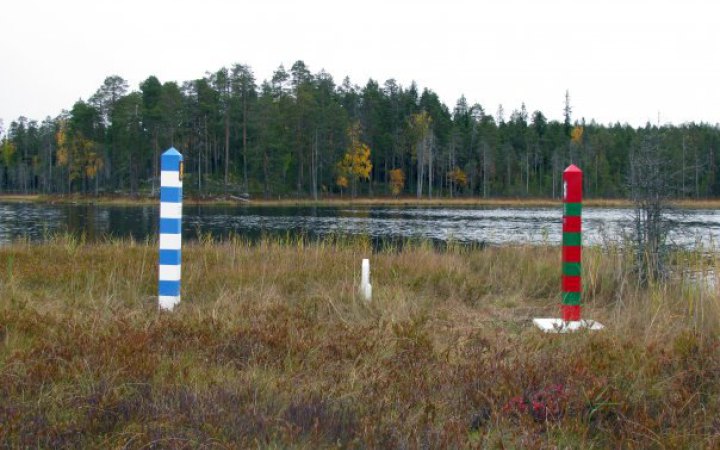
left=159, top=264, right=181, bottom=280
left=160, top=202, right=182, bottom=218
left=161, top=170, right=183, bottom=188
left=159, top=233, right=182, bottom=250
left=159, top=295, right=180, bottom=311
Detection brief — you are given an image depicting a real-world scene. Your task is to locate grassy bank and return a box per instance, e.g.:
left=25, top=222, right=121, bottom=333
left=3, top=193, right=577, bottom=207
left=2, top=237, right=720, bottom=447
left=5, top=192, right=720, bottom=209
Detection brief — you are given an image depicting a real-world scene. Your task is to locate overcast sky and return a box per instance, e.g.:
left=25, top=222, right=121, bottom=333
left=1, top=0, right=718, bottom=133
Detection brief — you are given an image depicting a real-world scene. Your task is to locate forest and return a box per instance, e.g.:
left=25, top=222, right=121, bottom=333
left=1, top=60, right=719, bottom=199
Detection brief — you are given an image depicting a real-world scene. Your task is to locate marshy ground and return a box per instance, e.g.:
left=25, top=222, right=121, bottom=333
left=1, top=235, right=720, bottom=448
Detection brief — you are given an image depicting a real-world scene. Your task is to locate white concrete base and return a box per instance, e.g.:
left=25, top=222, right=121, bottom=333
left=159, top=295, right=180, bottom=311
left=361, top=283, right=372, bottom=302
left=533, top=318, right=604, bottom=333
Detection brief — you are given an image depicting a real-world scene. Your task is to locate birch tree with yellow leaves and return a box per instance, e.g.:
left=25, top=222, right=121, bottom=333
left=569, top=124, right=584, bottom=166
left=389, top=168, right=405, bottom=197
left=56, top=119, right=103, bottom=194
left=0, top=136, right=16, bottom=190
left=336, top=122, right=372, bottom=198
left=408, top=111, right=433, bottom=198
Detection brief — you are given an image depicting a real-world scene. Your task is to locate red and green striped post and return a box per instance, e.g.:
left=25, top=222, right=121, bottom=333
left=562, top=164, right=582, bottom=321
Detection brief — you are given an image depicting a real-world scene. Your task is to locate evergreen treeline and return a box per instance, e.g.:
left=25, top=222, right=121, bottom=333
left=1, top=60, right=719, bottom=199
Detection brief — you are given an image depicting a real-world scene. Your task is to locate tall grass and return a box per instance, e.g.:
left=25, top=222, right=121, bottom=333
left=1, top=235, right=720, bottom=447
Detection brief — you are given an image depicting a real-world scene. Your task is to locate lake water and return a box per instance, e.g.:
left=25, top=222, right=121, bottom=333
left=1, top=202, right=719, bottom=248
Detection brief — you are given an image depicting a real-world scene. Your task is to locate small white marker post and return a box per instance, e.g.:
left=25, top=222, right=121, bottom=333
left=158, top=148, right=183, bottom=311
left=360, top=258, right=372, bottom=301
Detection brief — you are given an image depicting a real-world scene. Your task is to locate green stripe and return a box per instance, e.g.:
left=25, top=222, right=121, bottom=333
left=563, top=292, right=581, bottom=305
left=563, top=232, right=582, bottom=247
left=564, top=202, right=582, bottom=216
left=563, top=262, right=582, bottom=277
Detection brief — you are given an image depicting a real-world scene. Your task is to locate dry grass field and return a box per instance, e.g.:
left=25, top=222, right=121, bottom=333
left=2, top=235, right=720, bottom=447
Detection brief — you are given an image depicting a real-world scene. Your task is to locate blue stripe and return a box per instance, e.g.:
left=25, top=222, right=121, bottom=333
left=161, top=150, right=182, bottom=171
left=159, top=249, right=181, bottom=265
left=160, top=186, right=182, bottom=203
left=159, top=280, right=180, bottom=296
left=160, top=218, right=182, bottom=234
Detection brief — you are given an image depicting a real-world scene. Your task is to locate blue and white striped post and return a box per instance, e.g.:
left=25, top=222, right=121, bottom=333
left=159, top=147, right=183, bottom=310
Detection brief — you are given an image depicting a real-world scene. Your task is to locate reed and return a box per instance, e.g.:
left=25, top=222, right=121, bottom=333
left=1, top=236, right=719, bottom=447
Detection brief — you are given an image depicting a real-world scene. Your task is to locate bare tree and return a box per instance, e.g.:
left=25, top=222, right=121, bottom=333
left=427, top=132, right=435, bottom=199
left=628, top=130, right=673, bottom=284
left=312, top=128, right=318, bottom=200
left=551, top=148, right=562, bottom=199
left=481, top=140, right=491, bottom=198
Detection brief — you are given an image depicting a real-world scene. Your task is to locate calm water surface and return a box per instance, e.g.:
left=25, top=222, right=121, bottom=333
left=1, top=202, right=719, bottom=248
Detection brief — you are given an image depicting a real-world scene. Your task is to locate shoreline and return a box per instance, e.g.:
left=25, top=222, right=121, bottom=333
left=1, top=193, right=719, bottom=208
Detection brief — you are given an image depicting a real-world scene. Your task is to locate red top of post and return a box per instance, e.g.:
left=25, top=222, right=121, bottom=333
left=564, top=164, right=582, bottom=173
left=563, top=164, right=583, bottom=203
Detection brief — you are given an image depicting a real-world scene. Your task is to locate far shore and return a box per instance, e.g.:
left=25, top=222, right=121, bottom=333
left=1, top=193, right=720, bottom=209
